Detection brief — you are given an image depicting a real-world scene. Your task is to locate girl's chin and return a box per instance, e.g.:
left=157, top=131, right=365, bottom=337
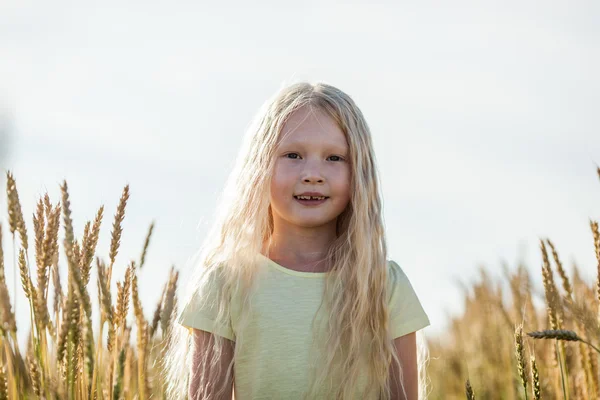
left=288, top=212, right=339, bottom=226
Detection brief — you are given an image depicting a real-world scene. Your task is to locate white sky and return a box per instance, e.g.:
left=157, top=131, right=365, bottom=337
left=1, top=1, right=599, bottom=349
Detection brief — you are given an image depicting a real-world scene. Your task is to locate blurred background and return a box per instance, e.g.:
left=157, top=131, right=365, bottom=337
left=0, top=0, right=599, bottom=355
left=0, top=106, right=13, bottom=171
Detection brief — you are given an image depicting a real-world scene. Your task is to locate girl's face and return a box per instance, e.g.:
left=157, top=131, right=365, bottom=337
left=270, top=106, right=351, bottom=232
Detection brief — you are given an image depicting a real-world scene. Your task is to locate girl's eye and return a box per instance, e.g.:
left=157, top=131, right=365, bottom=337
left=285, top=153, right=344, bottom=161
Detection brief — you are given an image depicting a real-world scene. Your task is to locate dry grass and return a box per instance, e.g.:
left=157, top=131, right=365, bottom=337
left=427, top=166, right=600, bottom=399
left=0, top=171, right=179, bottom=399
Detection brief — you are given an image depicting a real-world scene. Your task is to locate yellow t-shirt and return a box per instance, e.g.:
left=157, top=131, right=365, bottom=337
left=176, top=254, right=430, bottom=399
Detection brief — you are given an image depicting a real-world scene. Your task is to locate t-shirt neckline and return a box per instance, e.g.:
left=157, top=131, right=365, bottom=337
left=258, top=253, right=329, bottom=278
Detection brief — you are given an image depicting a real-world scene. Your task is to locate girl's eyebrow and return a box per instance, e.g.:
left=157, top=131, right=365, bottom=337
left=280, top=141, right=348, bottom=153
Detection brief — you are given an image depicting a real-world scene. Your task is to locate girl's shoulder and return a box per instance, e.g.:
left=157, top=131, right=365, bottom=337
left=386, top=259, right=410, bottom=284
left=386, top=259, right=430, bottom=336
left=385, top=259, right=420, bottom=301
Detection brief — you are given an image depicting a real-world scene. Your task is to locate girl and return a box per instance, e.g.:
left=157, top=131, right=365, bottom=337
left=163, top=82, right=430, bottom=400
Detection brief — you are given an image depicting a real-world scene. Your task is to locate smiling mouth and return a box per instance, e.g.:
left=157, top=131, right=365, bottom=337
left=293, top=195, right=329, bottom=200
left=293, top=196, right=329, bottom=206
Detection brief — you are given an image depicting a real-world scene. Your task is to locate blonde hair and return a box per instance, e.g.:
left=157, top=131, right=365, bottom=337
left=162, top=81, right=427, bottom=399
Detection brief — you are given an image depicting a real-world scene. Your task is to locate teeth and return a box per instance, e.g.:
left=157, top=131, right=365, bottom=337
left=296, top=195, right=326, bottom=200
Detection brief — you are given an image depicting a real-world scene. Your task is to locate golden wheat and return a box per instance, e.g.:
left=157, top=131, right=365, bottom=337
left=2, top=161, right=599, bottom=399
left=138, top=222, right=154, bottom=270
left=546, top=239, right=573, bottom=298
left=0, top=224, right=16, bottom=335
left=427, top=166, right=600, bottom=399
left=465, top=378, right=475, bottom=400
left=514, top=324, right=528, bottom=397
left=108, top=185, right=129, bottom=283
left=6, top=171, right=28, bottom=250
left=0, top=364, right=7, bottom=400
left=528, top=329, right=600, bottom=355
left=530, top=354, right=540, bottom=400
left=0, top=171, right=178, bottom=399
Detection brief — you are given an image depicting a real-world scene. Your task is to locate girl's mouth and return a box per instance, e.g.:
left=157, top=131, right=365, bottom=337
left=293, top=195, right=329, bottom=206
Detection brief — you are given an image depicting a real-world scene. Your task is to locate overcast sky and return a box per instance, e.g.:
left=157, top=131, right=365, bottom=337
left=1, top=1, right=599, bottom=349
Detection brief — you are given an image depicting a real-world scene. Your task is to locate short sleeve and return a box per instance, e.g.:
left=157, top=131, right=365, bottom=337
left=387, top=260, right=430, bottom=339
left=176, top=267, right=235, bottom=341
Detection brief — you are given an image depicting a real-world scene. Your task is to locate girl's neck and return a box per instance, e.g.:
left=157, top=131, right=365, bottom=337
left=262, top=230, right=336, bottom=272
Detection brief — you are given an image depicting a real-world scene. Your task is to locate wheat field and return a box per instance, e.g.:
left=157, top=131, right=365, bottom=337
left=0, top=168, right=599, bottom=399
left=0, top=171, right=178, bottom=399
left=426, top=167, right=600, bottom=399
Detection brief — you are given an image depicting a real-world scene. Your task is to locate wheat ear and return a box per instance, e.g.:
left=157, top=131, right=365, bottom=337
left=465, top=378, right=475, bottom=400
left=139, top=221, right=154, bottom=270
left=0, top=223, right=16, bottom=334
left=527, top=329, right=600, bottom=354
left=108, top=185, right=130, bottom=283
left=515, top=325, right=528, bottom=399
left=545, top=239, right=573, bottom=298
left=530, top=355, right=540, bottom=400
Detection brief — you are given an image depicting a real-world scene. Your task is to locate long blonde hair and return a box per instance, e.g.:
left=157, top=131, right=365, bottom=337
left=162, top=81, right=424, bottom=399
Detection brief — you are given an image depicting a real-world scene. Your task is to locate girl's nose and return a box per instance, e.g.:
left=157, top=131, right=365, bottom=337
left=303, top=176, right=324, bottom=183
left=301, top=160, right=324, bottom=183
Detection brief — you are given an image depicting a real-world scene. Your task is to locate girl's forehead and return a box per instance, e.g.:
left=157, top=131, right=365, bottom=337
left=277, top=132, right=348, bottom=151
left=277, top=108, right=348, bottom=148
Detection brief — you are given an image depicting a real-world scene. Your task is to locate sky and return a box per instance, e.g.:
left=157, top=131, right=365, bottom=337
left=1, top=1, right=599, bottom=349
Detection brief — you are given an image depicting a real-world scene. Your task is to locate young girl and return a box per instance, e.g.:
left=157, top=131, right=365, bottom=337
left=163, top=82, right=430, bottom=400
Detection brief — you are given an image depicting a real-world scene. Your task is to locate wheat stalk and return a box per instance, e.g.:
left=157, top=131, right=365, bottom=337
left=527, top=329, right=600, bottom=354
left=149, top=283, right=166, bottom=339
left=530, top=355, right=540, bottom=400
left=0, top=224, right=16, bottom=334
left=115, top=261, right=134, bottom=333
left=591, top=220, right=600, bottom=326
left=97, top=259, right=115, bottom=355
left=113, top=348, right=126, bottom=399
left=60, top=181, right=96, bottom=393
left=60, top=181, right=93, bottom=322
left=56, top=291, right=72, bottom=364
left=123, top=345, right=133, bottom=399
left=35, top=201, right=61, bottom=331
left=139, top=221, right=154, bottom=270
left=465, top=378, right=475, bottom=400
left=161, top=266, right=179, bottom=336
left=2, top=174, right=180, bottom=398
left=81, top=206, right=104, bottom=286
left=108, top=185, right=130, bottom=283
left=32, top=199, right=44, bottom=284
left=562, top=295, right=600, bottom=339
left=515, top=325, right=528, bottom=399
left=6, top=171, right=28, bottom=251
left=546, top=239, right=573, bottom=298
left=576, top=341, right=597, bottom=399
left=539, top=239, right=569, bottom=398
left=587, top=345, right=599, bottom=396
left=0, top=363, right=8, bottom=400
left=540, top=240, right=562, bottom=330
left=131, top=273, right=149, bottom=400
left=27, top=354, right=41, bottom=397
